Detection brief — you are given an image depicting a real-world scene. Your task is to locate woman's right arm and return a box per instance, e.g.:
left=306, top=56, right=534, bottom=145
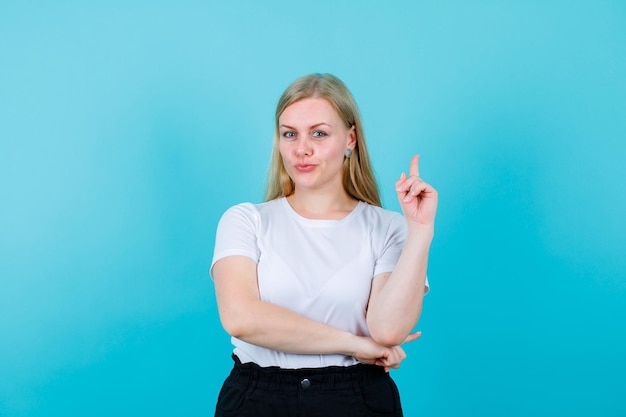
left=213, top=255, right=409, bottom=368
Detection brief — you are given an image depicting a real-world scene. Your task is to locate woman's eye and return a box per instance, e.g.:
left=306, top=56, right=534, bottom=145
left=282, top=131, right=296, bottom=139
left=312, top=131, right=327, bottom=138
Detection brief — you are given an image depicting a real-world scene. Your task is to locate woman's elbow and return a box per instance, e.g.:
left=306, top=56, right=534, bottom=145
left=221, top=318, right=244, bottom=339
left=219, top=307, right=252, bottom=339
left=369, top=327, right=408, bottom=347
left=367, top=313, right=422, bottom=346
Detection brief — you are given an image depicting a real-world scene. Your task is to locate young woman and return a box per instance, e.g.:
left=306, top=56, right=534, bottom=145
left=210, top=73, right=437, bottom=416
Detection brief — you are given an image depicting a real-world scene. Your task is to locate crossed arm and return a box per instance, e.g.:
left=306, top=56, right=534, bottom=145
left=212, top=256, right=412, bottom=368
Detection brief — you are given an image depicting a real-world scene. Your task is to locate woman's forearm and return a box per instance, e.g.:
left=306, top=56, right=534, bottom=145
left=213, top=256, right=385, bottom=360
left=222, top=299, right=411, bottom=368
left=223, top=297, right=359, bottom=356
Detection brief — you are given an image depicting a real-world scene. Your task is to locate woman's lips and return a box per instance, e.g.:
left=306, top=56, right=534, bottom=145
left=295, top=164, right=316, bottom=173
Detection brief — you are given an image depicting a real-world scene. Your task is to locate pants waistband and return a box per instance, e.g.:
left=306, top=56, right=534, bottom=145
left=228, top=354, right=387, bottom=392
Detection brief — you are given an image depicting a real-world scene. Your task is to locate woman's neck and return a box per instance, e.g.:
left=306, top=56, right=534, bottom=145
left=286, top=190, right=358, bottom=220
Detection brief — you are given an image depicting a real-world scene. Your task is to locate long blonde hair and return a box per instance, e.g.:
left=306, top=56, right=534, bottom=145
left=264, top=74, right=381, bottom=207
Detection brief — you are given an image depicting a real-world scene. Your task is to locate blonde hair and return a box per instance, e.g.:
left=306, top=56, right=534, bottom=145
left=264, top=74, right=381, bottom=207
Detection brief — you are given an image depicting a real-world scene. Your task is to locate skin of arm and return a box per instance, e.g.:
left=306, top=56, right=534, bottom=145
left=213, top=255, right=411, bottom=368
left=366, top=155, right=438, bottom=347
left=366, top=226, right=432, bottom=346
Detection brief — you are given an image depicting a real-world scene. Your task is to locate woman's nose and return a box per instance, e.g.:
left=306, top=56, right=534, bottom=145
left=295, top=138, right=312, bottom=156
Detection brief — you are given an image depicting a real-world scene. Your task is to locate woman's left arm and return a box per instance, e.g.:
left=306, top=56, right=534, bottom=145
left=366, top=154, right=438, bottom=347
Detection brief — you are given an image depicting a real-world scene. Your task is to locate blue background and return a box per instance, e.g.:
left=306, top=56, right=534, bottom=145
left=1, top=1, right=625, bottom=416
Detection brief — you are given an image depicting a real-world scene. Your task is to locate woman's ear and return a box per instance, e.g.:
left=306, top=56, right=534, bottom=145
left=347, top=125, right=357, bottom=149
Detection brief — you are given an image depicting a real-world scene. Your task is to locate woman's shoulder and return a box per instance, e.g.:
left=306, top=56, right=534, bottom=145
left=220, top=198, right=284, bottom=220
left=355, top=203, right=406, bottom=242
left=359, top=202, right=404, bottom=223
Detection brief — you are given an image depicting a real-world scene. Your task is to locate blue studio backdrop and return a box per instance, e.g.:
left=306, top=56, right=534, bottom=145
left=1, top=1, right=625, bottom=416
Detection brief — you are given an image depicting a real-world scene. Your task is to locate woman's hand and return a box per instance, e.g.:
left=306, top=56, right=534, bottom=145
left=353, top=332, right=422, bottom=372
left=395, top=155, right=438, bottom=228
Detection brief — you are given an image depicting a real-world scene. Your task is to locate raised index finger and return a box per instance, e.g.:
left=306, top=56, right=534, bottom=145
left=410, top=154, right=420, bottom=177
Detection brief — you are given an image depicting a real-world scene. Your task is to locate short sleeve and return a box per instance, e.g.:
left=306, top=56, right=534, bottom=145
left=374, top=213, right=406, bottom=276
left=210, top=203, right=260, bottom=279
left=374, top=212, right=430, bottom=294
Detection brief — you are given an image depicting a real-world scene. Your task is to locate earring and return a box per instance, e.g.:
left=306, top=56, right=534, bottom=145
left=344, top=149, right=353, bottom=158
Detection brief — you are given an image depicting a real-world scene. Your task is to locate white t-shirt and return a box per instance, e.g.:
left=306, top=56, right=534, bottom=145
left=211, top=197, right=428, bottom=368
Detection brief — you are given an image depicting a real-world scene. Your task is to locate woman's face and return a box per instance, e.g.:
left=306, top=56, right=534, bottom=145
left=278, top=98, right=355, bottom=194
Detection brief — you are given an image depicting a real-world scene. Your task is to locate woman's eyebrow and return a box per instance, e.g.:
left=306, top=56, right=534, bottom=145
left=311, top=123, right=332, bottom=129
left=279, top=122, right=332, bottom=129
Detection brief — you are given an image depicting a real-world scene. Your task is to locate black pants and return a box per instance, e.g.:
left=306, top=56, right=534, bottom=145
left=214, top=355, right=404, bottom=417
